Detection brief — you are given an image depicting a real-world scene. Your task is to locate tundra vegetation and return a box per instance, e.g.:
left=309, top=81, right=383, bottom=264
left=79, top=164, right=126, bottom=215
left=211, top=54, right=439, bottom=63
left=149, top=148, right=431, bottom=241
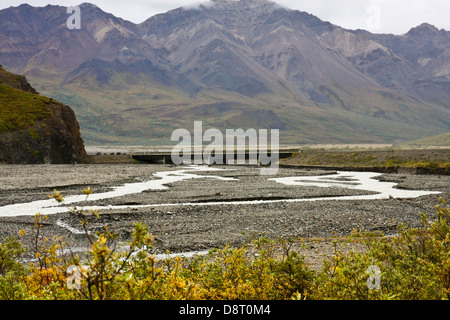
left=284, top=148, right=450, bottom=174
left=0, top=189, right=448, bottom=300
left=0, top=82, right=51, bottom=134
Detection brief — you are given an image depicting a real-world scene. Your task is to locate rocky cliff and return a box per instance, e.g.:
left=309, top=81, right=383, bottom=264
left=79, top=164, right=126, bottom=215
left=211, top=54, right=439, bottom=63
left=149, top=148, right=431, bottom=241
left=0, top=66, right=87, bottom=164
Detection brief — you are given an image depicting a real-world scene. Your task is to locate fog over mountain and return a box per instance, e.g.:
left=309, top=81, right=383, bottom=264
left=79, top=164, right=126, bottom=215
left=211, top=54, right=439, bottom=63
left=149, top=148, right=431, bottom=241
left=0, top=0, right=448, bottom=145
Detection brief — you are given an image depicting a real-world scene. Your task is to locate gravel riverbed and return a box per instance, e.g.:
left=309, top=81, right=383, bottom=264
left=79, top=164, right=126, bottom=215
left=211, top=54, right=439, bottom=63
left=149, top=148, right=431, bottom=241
left=0, top=163, right=448, bottom=268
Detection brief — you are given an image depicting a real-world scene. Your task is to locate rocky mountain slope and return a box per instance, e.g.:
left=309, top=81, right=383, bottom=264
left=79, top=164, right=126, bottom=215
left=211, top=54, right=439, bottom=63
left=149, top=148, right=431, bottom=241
left=0, top=66, right=87, bottom=164
left=0, top=0, right=448, bottom=145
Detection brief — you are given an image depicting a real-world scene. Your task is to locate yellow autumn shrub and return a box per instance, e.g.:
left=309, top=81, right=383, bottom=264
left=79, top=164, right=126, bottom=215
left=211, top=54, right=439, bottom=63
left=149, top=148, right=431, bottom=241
left=0, top=190, right=448, bottom=300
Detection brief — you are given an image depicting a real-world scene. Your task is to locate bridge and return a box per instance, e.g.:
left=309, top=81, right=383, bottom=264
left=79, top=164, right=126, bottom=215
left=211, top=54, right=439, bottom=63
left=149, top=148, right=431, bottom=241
left=130, top=148, right=300, bottom=165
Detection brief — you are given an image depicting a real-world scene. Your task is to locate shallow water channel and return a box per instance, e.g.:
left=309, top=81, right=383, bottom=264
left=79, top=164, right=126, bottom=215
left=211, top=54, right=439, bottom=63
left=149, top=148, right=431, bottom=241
left=0, top=165, right=441, bottom=218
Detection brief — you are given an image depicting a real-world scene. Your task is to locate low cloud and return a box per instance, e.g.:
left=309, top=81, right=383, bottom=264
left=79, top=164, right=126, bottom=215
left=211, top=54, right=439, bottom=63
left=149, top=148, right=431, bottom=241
left=1, top=0, right=448, bottom=33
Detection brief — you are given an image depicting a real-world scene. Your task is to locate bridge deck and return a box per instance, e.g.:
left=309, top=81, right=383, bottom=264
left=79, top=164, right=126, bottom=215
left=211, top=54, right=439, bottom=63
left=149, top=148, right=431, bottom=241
left=131, top=148, right=300, bottom=164
left=131, top=148, right=300, bottom=156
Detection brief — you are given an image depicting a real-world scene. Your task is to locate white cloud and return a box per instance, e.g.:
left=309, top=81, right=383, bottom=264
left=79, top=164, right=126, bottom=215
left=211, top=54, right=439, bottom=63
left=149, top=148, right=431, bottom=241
left=1, top=0, right=449, bottom=34
left=277, top=0, right=450, bottom=34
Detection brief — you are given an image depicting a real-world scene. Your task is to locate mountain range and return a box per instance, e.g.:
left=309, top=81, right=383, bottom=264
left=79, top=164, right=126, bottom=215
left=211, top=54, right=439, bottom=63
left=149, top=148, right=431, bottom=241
left=0, top=0, right=449, bottom=145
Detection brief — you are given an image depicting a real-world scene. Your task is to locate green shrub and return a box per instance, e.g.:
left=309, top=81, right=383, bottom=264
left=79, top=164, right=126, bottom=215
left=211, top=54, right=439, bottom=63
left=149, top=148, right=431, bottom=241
left=312, top=198, right=450, bottom=300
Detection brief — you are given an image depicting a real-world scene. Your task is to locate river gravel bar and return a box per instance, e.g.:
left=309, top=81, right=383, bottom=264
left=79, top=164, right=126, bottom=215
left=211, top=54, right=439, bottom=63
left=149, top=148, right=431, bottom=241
left=0, top=164, right=448, bottom=258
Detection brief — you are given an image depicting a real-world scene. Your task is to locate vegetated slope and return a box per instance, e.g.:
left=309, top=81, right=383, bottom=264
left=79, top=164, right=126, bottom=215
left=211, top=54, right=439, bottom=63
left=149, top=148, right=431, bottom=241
left=0, top=0, right=448, bottom=145
left=401, top=132, right=450, bottom=147
left=0, top=65, right=87, bottom=164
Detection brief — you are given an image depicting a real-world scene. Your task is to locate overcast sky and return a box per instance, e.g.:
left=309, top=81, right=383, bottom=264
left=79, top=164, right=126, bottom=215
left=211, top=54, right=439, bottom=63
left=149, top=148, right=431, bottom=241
left=1, top=0, right=449, bottom=34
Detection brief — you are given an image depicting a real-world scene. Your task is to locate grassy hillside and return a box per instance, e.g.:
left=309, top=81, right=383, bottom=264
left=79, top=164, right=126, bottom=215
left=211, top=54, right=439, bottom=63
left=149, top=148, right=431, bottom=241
left=0, top=82, right=51, bottom=134
left=281, top=148, right=450, bottom=174
left=401, top=132, right=450, bottom=147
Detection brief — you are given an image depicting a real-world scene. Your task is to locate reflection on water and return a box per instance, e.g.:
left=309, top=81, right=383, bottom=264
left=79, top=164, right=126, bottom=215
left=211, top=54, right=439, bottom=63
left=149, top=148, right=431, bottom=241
left=0, top=167, right=441, bottom=217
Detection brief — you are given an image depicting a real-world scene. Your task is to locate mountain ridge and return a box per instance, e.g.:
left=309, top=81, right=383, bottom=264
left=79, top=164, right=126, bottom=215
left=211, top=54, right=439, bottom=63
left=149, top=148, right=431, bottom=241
left=0, top=1, right=448, bottom=145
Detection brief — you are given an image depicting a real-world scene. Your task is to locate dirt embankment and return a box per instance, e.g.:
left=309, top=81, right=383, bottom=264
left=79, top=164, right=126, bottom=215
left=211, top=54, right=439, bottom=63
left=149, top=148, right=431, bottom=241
left=280, top=148, right=450, bottom=175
